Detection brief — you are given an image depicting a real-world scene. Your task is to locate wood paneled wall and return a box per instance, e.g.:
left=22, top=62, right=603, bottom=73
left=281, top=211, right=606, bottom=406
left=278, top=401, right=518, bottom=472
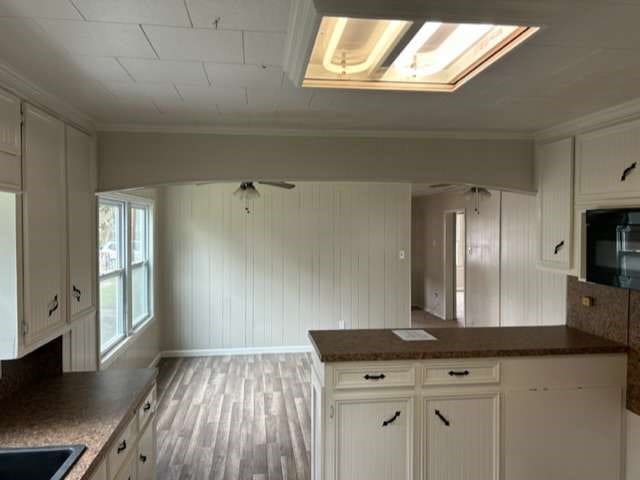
left=412, top=190, right=566, bottom=326
left=160, top=183, right=412, bottom=351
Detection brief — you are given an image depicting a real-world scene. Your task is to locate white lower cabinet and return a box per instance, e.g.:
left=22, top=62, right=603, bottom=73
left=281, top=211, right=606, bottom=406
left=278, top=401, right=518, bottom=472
left=114, top=452, right=137, bottom=480
left=89, top=460, right=107, bottom=480
left=334, top=396, right=413, bottom=480
left=504, top=386, right=623, bottom=480
left=137, top=421, right=156, bottom=480
left=423, top=393, right=499, bottom=480
left=312, top=355, right=626, bottom=480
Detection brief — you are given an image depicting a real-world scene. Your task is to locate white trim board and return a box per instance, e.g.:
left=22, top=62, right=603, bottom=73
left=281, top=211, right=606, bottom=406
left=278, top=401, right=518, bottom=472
left=148, top=352, right=162, bottom=368
left=161, top=346, right=314, bottom=358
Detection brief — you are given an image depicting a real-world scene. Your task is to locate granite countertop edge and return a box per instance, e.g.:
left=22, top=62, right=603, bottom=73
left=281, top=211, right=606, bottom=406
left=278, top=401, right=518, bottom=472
left=308, top=326, right=629, bottom=363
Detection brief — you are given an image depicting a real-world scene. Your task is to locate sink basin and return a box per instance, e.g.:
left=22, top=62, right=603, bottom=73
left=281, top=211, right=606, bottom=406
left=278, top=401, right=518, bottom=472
left=0, top=445, right=86, bottom=480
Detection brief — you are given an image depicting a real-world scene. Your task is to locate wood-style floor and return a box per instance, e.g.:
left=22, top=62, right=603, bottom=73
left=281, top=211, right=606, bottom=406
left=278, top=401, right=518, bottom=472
left=156, top=354, right=311, bottom=480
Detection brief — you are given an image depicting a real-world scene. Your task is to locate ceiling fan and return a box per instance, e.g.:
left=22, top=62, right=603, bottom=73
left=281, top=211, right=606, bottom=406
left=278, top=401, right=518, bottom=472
left=234, top=181, right=296, bottom=213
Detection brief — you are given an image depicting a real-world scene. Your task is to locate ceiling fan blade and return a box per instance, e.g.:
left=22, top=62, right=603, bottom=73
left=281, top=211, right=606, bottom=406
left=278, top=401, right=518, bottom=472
left=258, top=181, right=296, bottom=190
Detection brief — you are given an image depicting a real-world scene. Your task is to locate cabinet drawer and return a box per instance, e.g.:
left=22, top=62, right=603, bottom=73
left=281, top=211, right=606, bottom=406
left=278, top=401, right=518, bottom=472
left=422, top=361, right=500, bottom=386
left=333, top=364, right=415, bottom=389
left=138, top=385, right=156, bottom=430
left=114, top=451, right=137, bottom=480
left=108, top=415, right=137, bottom=477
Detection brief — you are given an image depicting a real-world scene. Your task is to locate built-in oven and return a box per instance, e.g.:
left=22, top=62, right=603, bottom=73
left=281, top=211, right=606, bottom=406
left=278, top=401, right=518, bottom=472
left=586, top=208, right=640, bottom=290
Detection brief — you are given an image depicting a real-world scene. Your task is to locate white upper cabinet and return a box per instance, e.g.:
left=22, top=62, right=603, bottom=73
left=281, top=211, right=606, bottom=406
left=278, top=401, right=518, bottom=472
left=0, top=89, right=21, bottom=191
left=66, top=125, right=95, bottom=321
left=536, top=137, right=574, bottom=271
left=576, top=118, right=640, bottom=203
left=22, top=105, right=67, bottom=349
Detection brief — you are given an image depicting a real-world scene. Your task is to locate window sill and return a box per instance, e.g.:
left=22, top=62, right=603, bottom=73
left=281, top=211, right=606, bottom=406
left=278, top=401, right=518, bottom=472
left=100, top=315, right=155, bottom=370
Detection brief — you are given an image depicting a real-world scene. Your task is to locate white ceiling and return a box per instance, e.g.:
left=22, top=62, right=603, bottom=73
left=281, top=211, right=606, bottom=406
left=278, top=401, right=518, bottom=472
left=0, top=0, right=639, bottom=133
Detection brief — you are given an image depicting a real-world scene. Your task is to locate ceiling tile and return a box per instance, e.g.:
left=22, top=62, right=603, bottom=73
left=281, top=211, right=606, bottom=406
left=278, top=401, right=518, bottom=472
left=248, top=87, right=312, bottom=111
left=176, top=84, right=246, bottom=110
left=204, top=63, right=282, bottom=88
left=0, top=0, right=83, bottom=20
left=72, top=0, right=191, bottom=26
left=119, top=58, right=209, bottom=85
left=69, top=56, right=132, bottom=82
left=143, top=25, right=242, bottom=62
left=35, top=19, right=157, bottom=57
left=186, top=0, right=290, bottom=32
left=104, top=81, right=184, bottom=112
left=243, top=31, right=285, bottom=66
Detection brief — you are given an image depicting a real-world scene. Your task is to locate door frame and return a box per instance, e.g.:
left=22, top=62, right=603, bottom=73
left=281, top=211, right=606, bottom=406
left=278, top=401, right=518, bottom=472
left=443, top=209, right=466, bottom=324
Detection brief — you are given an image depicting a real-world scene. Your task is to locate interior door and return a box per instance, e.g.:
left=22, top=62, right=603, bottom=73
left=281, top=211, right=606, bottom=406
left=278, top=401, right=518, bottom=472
left=22, top=105, right=66, bottom=348
left=66, top=125, right=95, bottom=320
left=424, top=393, right=499, bottom=480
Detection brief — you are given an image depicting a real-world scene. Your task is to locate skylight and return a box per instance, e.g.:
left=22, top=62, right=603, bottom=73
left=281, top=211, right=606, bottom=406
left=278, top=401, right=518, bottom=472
left=303, top=17, right=538, bottom=92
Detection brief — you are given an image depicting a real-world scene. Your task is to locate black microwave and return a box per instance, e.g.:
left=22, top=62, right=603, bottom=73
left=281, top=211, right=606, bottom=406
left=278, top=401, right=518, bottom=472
left=586, top=208, right=640, bottom=290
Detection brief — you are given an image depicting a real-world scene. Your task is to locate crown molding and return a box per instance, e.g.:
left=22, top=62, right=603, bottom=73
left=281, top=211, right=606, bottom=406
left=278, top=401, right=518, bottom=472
left=0, top=61, right=95, bottom=135
left=96, top=123, right=533, bottom=141
left=535, top=96, right=640, bottom=142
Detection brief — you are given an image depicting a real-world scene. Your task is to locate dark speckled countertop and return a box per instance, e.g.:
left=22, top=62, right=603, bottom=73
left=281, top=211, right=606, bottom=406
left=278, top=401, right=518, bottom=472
left=0, top=368, right=157, bottom=480
left=309, top=326, right=628, bottom=362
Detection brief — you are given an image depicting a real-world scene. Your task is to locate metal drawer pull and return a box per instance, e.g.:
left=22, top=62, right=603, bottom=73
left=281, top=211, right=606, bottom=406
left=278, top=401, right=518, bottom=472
left=72, top=285, right=82, bottom=301
left=117, top=440, right=127, bottom=454
left=448, top=370, right=470, bottom=377
left=364, top=373, right=386, bottom=381
left=554, top=240, right=565, bottom=255
left=140, top=454, right=148, bottom=463
left=48, top=295, right=59, bottom=317
left=621, top=162, right=637, bottom=182
left=143, top=401, right=152, bottom=412
left=435, top=410, right=450, bottom=427
left=382, top=411, right=401, bottom=427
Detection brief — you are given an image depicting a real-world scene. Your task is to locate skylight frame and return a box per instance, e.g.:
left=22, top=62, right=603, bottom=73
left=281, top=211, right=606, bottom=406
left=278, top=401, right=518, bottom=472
left=302, top=17, right=539, bottom=93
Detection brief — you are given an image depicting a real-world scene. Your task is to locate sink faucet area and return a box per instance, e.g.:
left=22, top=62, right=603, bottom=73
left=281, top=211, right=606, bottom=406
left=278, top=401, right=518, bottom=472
left=0, top=445, right=86, bottom=480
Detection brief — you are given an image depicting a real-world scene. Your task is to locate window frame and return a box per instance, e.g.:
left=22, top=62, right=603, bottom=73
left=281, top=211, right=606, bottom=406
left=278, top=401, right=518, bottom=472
left=98, top=193, right=154, bottom=358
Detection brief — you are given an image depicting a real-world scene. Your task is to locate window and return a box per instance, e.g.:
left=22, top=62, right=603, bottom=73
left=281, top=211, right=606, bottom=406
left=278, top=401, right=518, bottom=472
left=98, top=194, right=153, bottom=355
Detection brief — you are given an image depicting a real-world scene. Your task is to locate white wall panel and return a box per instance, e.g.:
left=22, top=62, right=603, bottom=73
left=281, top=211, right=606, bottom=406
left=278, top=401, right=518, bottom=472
left=161, top=182, right=411, bottom=350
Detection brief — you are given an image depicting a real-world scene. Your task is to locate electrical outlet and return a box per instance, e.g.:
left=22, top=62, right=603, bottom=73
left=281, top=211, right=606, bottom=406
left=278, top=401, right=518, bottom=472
left=338, top=320, right=346, bottom=329
left=399, top=250, right=406, bottom=260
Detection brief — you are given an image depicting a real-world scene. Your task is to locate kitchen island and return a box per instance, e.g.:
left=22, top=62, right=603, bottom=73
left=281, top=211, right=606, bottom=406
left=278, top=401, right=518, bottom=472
left=308, top=326, right=627, bottom=480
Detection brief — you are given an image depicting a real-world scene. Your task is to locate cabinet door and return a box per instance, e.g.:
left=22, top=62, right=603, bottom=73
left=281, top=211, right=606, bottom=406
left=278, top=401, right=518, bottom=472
left=504, top=386, right=623, bottom=480
left=88, top=460, right=107, bottom=480
left=424, top=393, right=499, bottom=480
left=137, top=421, right=156, bottom=480
left=22, top=106, right=66, bottom=348
left=0, top=89, right=21, bottom=190
left=537, top=138, right=573, bottom=270
left=66, top=126, right=95, bottom=320
left=576, top=118, right=640, bottom=202
left=115, top=452, right=137, bottom=480
left=335, top=396, right=413, bottom=480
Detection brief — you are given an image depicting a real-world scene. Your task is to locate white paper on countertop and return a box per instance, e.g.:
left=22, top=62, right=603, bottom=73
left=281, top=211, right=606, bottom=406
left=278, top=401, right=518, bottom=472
left=392, top=329, right=438, bottom=341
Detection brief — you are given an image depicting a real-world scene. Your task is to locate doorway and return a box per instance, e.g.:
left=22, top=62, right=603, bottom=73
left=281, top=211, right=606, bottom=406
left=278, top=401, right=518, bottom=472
left=444, top=210, right=466, bottom=325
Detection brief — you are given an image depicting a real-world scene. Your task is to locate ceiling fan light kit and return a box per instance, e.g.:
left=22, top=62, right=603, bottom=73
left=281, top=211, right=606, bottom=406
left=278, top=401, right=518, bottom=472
left=233, top=181, right=296, bottom=214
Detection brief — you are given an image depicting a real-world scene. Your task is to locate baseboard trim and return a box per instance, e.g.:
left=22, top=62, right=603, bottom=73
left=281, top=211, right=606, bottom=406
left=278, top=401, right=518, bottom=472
left=161, top=345, right=313, bottom=358
left=148, top=352, right=162, bottom=368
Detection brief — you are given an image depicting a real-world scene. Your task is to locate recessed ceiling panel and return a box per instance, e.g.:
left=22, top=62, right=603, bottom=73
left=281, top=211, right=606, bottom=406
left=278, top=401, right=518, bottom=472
left=304, top=16, right=538, bottom=92
left=205, top=63, right=283, bottom=88
left=0, top=0, right=83, bottom=20
left=243, top=31, right=287, bottom=66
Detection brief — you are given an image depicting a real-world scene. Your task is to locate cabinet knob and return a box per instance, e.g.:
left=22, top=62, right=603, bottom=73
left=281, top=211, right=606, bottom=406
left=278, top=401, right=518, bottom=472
left=143, top=401, right=152, bottom=412
left=364, top=373, right=386, bottom=381
left=435, top=409, right=451, bottom=427
left=621, top=162, right=637, bottom=182
left=48, top=295, right=59, bottom=317
left=448, top=370, right=470, bottom=377
left=140, top=454, right=148, bottom=463
left=554, top=240, right=565, bottom=255
left=117, top=440, right=127, bottom=454
left=382, top=411, right=401, bottom=427
left=72, top=285, right=82, bottom=302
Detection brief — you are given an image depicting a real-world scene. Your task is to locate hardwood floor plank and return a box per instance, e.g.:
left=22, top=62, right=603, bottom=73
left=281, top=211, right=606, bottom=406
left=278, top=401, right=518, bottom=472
left=156, top=354, right=311, bottom=480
